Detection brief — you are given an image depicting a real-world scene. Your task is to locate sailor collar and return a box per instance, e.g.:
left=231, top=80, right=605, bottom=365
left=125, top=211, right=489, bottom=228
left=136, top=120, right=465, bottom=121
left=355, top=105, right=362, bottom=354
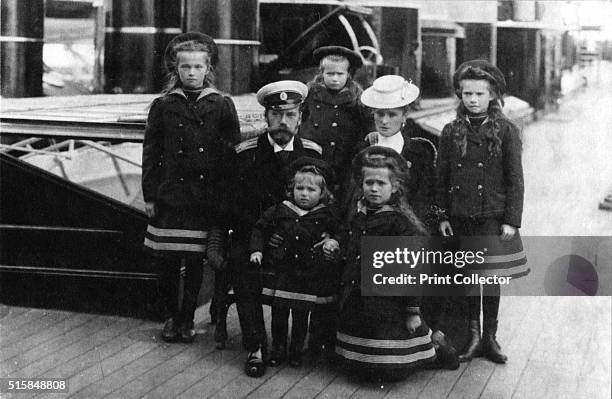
left=282, top=200, right=326, bottom=216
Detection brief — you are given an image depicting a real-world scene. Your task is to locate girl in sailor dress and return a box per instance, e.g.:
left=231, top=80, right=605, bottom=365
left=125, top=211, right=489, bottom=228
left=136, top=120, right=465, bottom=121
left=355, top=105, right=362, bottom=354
left=335, top=146, right=436, bottom=381
left=249, top=158, right=344, bottom=368
left=141, top=32, right=240, bottom=343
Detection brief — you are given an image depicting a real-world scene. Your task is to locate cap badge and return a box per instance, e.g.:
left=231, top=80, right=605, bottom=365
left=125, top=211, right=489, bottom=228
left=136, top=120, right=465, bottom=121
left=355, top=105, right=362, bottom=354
left=280, top=92, right=288, bottom=101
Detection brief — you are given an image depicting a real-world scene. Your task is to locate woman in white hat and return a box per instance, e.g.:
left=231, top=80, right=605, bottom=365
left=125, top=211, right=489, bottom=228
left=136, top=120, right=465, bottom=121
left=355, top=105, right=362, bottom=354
left=359, top=75, right=437, bottom=225
left=357, top=75, right=459, bottom=370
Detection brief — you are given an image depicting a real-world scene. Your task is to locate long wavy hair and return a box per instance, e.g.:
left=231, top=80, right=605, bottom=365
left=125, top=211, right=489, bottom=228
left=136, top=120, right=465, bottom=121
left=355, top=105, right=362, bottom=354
left=453, top=67, right=510, bottom=158
left=162, top=40, right=216, bottom=94
left=349, top=146, right=427, bottom=234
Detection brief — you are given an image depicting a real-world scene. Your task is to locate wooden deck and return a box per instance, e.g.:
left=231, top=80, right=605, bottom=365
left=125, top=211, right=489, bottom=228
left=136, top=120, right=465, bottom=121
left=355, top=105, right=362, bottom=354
left=0, top=296, right=609, bottom=399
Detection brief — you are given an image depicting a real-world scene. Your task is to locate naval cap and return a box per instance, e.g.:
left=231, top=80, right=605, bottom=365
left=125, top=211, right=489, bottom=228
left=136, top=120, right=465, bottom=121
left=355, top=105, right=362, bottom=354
left=360, top=75, right=419, bottom=109
left=256, top=80, right=308, bottom=110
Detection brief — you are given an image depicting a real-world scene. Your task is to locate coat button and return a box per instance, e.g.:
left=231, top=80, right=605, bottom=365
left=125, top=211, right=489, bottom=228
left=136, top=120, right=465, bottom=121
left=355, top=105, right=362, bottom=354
left=200, top=121, right=204, bottom=126
left=295, top=235, right=299, bottom=240
left=178, top=123, right=184, bottom=128
left=330, top=141, right=336, bottom=147
left=316, top=105, right=321, bottom=109
left=457, top=163, right=462, bottom=168
left=331, top=122, right=338, bottom=127
left=295, top=254, right=299, bottom=258
left=179, top=177, right=184, bottom=182
left=477, top=184, right=483, bottom=190
left=177, top=149, right=184, bottom=155
left=455, top=185, right=460, bottom=191
left=199, top=175, right=204, bottom=180
left=356, top=255, right=361, bottom=260
left=314, top=123, right=319, bottom=128
left=198, top=147, right=204, bottom=153
left=295, top=219, right=299, bottom=223
left=477, top=162, right=483, bottom=168
left=334, top=105, right=338, bottom=109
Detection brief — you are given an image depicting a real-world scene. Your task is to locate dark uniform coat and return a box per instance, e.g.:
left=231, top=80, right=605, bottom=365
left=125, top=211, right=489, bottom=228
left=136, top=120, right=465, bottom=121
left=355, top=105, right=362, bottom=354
left=435, top=116, right=528, bottom=278
left=300, top=79, right=372, bottom=190
left=142, top=87, right=240, bottom=255
left=250, top=201, right=344, bottom=311
left=335, top=203, right=436, bottom=376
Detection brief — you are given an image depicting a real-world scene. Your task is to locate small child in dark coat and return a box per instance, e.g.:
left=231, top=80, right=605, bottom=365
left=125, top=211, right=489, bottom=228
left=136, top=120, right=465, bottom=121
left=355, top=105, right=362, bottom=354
left=249, top=157, right=344, bottom=368
left=300, top=46, right=373, bottom=199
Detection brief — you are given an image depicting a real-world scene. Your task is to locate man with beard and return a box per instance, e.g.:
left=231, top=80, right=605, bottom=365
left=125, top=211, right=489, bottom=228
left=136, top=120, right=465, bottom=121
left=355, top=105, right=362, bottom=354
left=230, top=80, right=322, bottom=377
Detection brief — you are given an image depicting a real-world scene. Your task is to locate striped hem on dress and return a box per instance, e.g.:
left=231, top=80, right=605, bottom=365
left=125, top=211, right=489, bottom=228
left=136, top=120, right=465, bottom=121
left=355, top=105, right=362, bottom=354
left=335, top=330, right=436, bottom=366
left=261, top=287, right=335, bottom=305
left=144, top=224, right=209, bottom=253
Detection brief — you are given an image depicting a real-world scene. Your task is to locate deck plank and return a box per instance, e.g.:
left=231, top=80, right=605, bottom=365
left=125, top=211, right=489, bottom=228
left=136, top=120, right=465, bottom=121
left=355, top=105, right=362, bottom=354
left=69, top=341, right=187, bottom=399
left=246, top=357, right=320, bottom=399
left=0, top=312, right=95, bottom=363
left=7, top=316, right=139, bottom=377
left=0, top=309, right=58, bottom=342
left=443, top=296, right=537, bottom=399
left=107, top=313, right=244, bottom=399
left=314, top=374, right=360, bottom=399
left=0, top=296, right=608, bottom=399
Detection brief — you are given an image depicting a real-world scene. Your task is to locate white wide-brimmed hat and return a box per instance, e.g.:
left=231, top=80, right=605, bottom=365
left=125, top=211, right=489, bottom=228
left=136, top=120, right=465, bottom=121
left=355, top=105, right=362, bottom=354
left=361, top=75, right=419, bottom=109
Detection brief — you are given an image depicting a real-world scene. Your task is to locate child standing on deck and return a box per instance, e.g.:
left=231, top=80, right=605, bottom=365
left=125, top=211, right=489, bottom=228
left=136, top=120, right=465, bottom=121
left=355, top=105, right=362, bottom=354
left=336, top=146, right=436, bottom=381
left=142, top=32, right=240, bottom=343
left=436, top=60, right=528, bottom=364
left=249, top=157, right=343, bottom=368
left=300, top=46, right=372, bottom=200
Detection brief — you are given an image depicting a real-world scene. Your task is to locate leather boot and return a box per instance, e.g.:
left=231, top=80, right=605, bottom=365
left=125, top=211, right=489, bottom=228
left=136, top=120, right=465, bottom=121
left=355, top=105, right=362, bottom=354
left=161, top=317, right=179, bottom=343
left=457, top=320, right=482, bottom=362
left=482, top=319, right=507, bottom=364
left=431, top=330, right=459, bottom=370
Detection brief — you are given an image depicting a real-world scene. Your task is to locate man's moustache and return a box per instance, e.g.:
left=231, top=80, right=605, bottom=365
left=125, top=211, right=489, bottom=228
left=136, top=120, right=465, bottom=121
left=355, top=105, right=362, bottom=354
left=268, top=127, right=294, bottom=136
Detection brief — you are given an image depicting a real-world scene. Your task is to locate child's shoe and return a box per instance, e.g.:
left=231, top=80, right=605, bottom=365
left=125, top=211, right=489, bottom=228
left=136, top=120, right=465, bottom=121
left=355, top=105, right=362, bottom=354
left=431, top=330, right=459, bottom=370
left=458, top=320, right=482, bottom=362
left=178, top=320, right=196, bottom=343
left=268, top=344, right=286, bottom=367
left=482, top=319, right=507, bottom=364
left=161, top=317, right=179, bottom=343
left=288, top=348, right=303, bottom=368
left=245, top=346, right=267, bottom=378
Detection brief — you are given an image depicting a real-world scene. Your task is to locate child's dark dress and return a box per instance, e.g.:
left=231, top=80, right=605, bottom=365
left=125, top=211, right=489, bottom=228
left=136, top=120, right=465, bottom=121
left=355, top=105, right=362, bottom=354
left=336, top=203, right=436, bottom=378
left=250, top=201, right=344, bottom=312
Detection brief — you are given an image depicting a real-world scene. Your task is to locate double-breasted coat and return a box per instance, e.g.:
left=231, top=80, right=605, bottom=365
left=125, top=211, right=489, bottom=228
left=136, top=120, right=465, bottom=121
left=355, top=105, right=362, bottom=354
left=335, top=203, right=436, bottom=375
left=142, top=88, right=240, bottom=256
left=435, top=116, right=528, bottom=278
left=250, top=201, right=344, bottom=311
left=300, top=79, right=372, bottom=190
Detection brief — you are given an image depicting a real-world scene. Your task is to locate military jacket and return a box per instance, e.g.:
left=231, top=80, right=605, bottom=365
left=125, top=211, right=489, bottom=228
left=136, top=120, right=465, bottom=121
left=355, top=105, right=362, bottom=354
left=436, top=116, right=524, bottom=227
left=231, top=133, right=322, bottom=240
